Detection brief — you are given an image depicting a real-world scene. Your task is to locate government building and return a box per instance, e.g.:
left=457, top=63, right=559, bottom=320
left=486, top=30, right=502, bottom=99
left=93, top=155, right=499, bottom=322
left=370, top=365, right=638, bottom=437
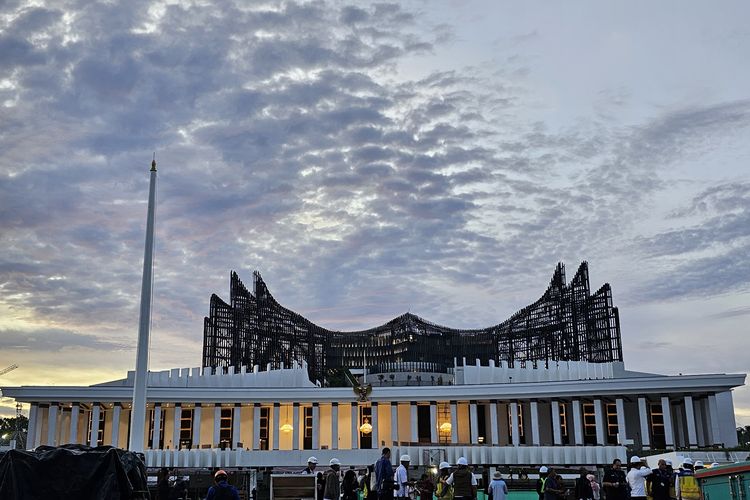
left=2, top=263, right=744, bottom=470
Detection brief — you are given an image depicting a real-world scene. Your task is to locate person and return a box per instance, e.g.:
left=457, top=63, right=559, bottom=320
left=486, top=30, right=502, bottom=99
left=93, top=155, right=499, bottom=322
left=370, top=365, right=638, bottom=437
left=675, top=459, right=699, bottom=500
left=316, top=472, right=326, bottom=500
left=487, top=471, right=508, bottom=500
left=602, top=459, right=628, bottom=500
left=543, top=469, right=565, bottom=500
left=206, top=470, right=240, bottom=500
left=362, top=465, right=377, bottom=500
left=395, top=455, right=412, bottom=500
left=417, top=473, right=435, bottom=500
left=665, top=460, right=676, bottom=500
left=157, top=468, right=172, bottom=500
left=648, top=459, right=672, bottom=500
left=302, top=456, right=319, bottom=474
left=575, top=469, right=594, bottom=500
left=627, top=456, right=653, bottom=500
left=710, top=462, right=720, bottom=468
left=376, top=448, right=395, bottom=500
left=344, top=465, right=360, bottom=500
left=436, top=462, right=454, bottom=500
left=586, top=474, right=600, bottom=500
left=446, top=457, right=477, bottom=500
left=324, top=458, right=343, bottom=500
left=536, top=466, right=549, bottom=500
left=693, top=461, right=704, bottom=471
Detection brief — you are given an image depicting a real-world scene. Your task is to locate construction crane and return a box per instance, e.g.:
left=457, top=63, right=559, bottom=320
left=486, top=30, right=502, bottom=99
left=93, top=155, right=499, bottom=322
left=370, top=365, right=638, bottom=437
left=0, top=364, right=18, bottom=376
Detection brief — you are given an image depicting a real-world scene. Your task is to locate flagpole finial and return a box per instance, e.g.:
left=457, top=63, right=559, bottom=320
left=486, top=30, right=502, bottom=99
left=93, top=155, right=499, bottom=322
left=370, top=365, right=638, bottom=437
left=151, top=152, right=157, bottom=172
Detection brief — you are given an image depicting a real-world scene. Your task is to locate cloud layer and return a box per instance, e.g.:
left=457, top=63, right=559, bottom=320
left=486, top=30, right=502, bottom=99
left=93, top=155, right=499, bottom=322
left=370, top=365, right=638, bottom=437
left=0, top=1, right=749, bottom=422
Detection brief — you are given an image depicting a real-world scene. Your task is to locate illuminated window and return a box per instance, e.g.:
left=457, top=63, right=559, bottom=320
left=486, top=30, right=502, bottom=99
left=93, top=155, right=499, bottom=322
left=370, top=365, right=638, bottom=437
left=259, top=407, right=269, bottom=450
left=303, top=407, right=313, bottom=450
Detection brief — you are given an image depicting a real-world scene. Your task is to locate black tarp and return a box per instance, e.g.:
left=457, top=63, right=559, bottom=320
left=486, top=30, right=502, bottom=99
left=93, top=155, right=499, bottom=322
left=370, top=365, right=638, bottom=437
left=0, top=444, right=150, bottom=500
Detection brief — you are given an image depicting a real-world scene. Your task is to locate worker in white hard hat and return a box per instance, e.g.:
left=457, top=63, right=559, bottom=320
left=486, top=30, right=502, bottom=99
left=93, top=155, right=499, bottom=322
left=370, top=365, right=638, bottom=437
left=395, top=454, right=412, bottom=499
left=445, top=457, right=477, bottom=500
left=536, top=466, right=549, bottom=500
left=301, top=456, right=319, bottom=474
left=626, top=456, right=651, bottom=500
left=675, top=458, right=699, bottom=500
left=324, top=458, right=342, bottom=500
left=436, top=462, right=454, bottom=500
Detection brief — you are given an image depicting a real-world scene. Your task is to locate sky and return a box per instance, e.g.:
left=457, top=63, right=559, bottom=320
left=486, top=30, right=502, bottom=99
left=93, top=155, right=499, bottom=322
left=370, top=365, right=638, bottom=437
left=0, top=0, right=748, bottom=427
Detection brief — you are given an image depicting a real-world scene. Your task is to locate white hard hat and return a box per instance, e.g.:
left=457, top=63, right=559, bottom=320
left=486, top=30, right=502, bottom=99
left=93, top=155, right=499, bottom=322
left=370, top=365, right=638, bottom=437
left=308, top=456, right=318, bottom=464
left=630, top=456, right=641, bottom=464
left=683, top=458, right=693, bottom=465
left=457, top=457, right=468, bottom=466
left=400, top=455, right=411, bottom=462
left=539, top=466, right=548, bottom=473
left=439, top=462, right=451, bottom=470
left=694, top=461, right=704, bottom=467
left=711, top=462, right=720, bottom=467
left=330, top=458, right=341, bottom=466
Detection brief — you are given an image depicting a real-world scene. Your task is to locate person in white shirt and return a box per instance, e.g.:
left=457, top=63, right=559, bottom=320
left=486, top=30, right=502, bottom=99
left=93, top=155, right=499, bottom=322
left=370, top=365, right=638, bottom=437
left=395, top=455, right=412, bottom=499
left=626, top=456, right=652, bottom=500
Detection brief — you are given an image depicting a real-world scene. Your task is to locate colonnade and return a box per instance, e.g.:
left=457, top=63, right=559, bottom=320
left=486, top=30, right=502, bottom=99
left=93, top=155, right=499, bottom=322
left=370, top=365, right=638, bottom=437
left=25, top=394, right=728, bottom=452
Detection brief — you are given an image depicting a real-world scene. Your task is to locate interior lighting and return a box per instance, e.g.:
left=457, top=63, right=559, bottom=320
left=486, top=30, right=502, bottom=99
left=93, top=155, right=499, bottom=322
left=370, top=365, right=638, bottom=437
left=439, top=422, right=452, bottom=434
left=359, top=417, right=373, bottom=434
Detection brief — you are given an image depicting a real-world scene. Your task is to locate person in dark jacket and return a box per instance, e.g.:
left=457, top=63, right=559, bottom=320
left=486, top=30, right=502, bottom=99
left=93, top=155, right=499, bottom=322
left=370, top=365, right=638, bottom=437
left=648, top=459, right=672, bottom=500
left=343, top=466, right=360, bottom=500
left=157, top=468, right=172, bottom=500
left=575, top=469, right=594, bottom=500
left=206, top=470, right=240, bottom=500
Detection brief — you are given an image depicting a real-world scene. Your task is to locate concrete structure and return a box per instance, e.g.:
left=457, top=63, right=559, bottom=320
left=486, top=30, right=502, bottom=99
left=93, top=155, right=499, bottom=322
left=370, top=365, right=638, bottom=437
left=2, top=359, right=743, bottom=469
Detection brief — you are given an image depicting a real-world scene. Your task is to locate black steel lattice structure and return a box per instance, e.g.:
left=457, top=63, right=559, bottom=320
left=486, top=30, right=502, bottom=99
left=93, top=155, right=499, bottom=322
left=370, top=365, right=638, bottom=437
left=202, top=262, right=623, bottom=384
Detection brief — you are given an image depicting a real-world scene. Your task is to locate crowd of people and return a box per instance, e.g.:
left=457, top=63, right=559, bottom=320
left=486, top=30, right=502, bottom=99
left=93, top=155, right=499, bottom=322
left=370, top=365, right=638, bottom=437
left=155, top=448, right=717, bottom=500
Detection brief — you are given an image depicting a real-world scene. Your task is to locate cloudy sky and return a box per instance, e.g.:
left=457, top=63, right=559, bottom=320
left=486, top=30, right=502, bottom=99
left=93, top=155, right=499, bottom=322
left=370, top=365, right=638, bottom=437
left=0, top=0, right=748, bottom=426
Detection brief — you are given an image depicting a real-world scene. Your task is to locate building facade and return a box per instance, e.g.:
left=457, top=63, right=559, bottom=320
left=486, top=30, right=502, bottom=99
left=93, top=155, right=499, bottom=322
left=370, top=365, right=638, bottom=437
left=2, top=359, right=743, bottom=469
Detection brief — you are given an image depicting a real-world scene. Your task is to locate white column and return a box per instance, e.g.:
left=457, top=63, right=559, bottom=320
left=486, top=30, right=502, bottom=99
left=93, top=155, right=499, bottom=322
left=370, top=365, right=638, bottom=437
left=173, top=404, right=181, bottom=449
left=47, top=404, right=59, bottom=446
left=193, top=404, right=202, bottom=448
left=331, top=403, right=338, bottom=450
left=469, top=401, right=479, bottom=444
left=253, top=405, right=261, bottom=450
left=213, top=405, right=221, bottom=448
left=70, top=404, right=80, bottom=445
left=572, top=400, right=583, bottom=445
left=429, top=402, right=438, bottom=443
left=684, top=396, right=698, bottom=448
left=233, top=405, right=242, bottom=449
left=410, top=403, right=418, bottom=443
left=90, top=404, right=101, bottom=447
left=510, top=402, right=520, bottom=446
left=594, top=400, right=605, bottom=445
left=371, top=403, right=379, bottom=447
left=111, top=404, right=121, bottom=448
left=152, top=405, right=162, bottom=449
left=312, top=403, right=320, bottom=449
left=490, top=402, right=499, bottom=445
left=707, top=394, right=721, bottom=446
left=391, top=403, right=399, bottom=445
left=551, top=401, right=562, bottom=445
left=27, top=404, right=38, bottom=450
left=293, top=404, right=300, bottom=451
left=273, top=404, right=280, bottom=450
left=615, top=398, right=627, bottom=444
left=351, top=403, right=359, bottom=450
left=638, top=398, right=650, bottom=449
left=450, top=401, right=458, bottom=443
left=530, top=401, right=540, bottom=446
left=661, top=397, right=674, bottom=448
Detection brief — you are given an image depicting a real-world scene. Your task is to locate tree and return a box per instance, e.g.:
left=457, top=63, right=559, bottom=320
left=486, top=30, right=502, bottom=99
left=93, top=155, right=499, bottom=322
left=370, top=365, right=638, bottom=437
left=0, top=415, right=28, bottom=447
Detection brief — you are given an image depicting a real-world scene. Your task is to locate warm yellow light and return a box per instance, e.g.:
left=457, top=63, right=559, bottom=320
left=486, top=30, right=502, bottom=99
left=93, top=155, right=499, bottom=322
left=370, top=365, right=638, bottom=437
left=359, top=418, right=373, bottom=434
left=439, top=422, right=452, bottom=433
left=280, top=423, right=293, bottom=433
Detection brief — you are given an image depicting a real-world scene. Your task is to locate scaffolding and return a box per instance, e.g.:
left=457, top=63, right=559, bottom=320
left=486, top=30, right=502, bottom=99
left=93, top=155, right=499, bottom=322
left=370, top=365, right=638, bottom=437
left=202, top=262, right=623, bottom=384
